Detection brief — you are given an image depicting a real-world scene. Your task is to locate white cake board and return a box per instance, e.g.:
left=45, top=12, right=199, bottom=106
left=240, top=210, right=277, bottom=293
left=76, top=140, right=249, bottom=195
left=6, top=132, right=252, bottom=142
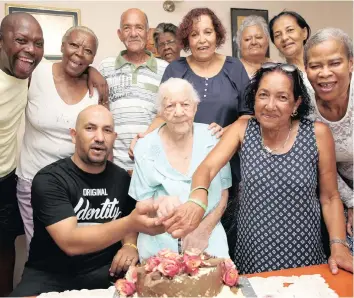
left=37, top=274, right=338, bottom=298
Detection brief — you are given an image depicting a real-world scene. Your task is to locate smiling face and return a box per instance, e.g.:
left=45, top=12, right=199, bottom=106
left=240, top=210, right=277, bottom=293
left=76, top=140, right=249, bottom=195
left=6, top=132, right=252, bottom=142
left=61, top=30, right=97, bottom=77
left=118, top=9, right=148, bottom=54
left=306, top=38, right=353, bottom=103
left=161, top=89, right=197, bottom=136
left=272, top=15, right=308, bottom=60
left=188, top=14, right=217, bottom=62
left=156, top=32, right=181, bottom=63
left=241, top=25, right=269, bottom=60
left=255, top=71, right=301, bottom=130
left=0, top=15, right=44, bottom=79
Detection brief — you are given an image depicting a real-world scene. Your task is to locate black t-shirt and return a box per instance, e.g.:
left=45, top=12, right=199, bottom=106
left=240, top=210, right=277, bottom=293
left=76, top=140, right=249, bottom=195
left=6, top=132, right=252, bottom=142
left=27, top=158, right=135, bottom=275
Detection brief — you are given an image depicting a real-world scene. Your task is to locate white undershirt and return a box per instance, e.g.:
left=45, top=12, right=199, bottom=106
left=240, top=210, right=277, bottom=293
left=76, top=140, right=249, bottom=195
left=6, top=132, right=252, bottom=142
left=16, top=61, right=99, bottom=180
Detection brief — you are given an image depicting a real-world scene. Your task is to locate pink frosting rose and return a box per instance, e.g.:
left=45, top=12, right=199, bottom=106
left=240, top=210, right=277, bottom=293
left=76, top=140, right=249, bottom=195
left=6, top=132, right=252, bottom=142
left=183, top=253, right=202, bottom=275
left=125, top=266, right=138, bottom=283
left=115, top=279, right=136, bottom=297
left=145, top=256, right=161, bottom=272
left=184, top=248, right=202, bottom=257
left=222, top=267, right=239, bottom=287
left=158, top=249, right=181, bottom=261
left=223, top=258, right=236, bottom=271
left=157, top=259, right=181, bottom=278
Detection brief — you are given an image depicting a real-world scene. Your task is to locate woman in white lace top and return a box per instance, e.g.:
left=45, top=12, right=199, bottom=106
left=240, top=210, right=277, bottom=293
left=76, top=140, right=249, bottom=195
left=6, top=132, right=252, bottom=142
left=304, top=28, right=353, bottom=246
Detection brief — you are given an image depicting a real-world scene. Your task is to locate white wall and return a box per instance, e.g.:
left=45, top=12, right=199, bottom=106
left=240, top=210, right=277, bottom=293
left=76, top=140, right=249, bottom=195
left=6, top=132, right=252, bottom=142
left=0, top=1, right=352, bottom=67
left=1, top=0, right=352, bottom=288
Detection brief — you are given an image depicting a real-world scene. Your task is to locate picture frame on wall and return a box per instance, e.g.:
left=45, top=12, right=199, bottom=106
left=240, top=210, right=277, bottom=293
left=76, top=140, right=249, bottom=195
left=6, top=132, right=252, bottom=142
left=5, top=3, right=81, bottom=60
left=230, top=8, right=269, bottom=58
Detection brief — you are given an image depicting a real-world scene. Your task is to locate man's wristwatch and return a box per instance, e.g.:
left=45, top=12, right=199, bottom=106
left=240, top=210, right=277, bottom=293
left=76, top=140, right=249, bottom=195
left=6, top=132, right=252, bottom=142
left=330, top=239, right=350, bottom=248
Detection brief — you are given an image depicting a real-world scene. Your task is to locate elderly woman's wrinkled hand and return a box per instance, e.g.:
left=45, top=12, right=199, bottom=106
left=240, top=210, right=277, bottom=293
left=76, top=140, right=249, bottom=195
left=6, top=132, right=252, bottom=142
left=182, top=225, right=210, bottom=253
left=130, top=200, right=165, bottom=235
left=158, top=201, right=205, bottom=239
left=208, top=122, right=224, bottom=138
left=87, top=67, right=109, bottom=108
left=328, top=246, right=353, bottom=274
left=154, top=196, right=182, bottom=218
left=128, top=132, right=146, bottom=161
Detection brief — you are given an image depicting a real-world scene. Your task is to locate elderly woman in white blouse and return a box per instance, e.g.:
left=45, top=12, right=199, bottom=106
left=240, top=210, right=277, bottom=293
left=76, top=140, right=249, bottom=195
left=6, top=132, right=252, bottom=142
left=236, top=15, right=272, bottom=78
left=16, top=26, right=100, bottom=252
left=129, top=78, right=231, bottom=260
left=304, top=27, right=353, bottom=252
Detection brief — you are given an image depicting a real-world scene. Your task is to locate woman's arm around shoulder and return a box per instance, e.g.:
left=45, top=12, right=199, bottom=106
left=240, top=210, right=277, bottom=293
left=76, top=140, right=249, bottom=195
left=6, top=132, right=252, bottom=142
left=197, top=117, right=249, bottom=182
left=315, top=121, right=353, bottom=274
left=315, top=121, right=341, bottom=205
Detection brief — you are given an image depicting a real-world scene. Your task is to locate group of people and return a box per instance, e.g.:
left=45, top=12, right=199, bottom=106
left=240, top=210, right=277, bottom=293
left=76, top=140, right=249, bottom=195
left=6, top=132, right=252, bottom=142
left=0, top=5, right=352, bottom=298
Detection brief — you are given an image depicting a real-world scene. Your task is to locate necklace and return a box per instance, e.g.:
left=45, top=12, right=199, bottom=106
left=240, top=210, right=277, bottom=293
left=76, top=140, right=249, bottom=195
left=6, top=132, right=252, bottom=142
left=260, top=123, right=292, bottom=155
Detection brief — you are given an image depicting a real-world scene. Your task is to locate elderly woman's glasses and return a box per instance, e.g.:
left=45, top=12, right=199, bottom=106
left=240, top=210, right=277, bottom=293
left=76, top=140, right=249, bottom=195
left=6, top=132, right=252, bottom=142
left=158, top=39, right=176, bottom=48
left=261, top=62, right=298, bottom=73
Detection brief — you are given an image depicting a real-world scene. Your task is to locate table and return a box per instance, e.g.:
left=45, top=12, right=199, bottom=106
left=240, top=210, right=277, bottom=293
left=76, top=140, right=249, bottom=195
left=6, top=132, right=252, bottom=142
left=245, top=264, right=353, bottom=297
left=27, top=264, right=353, bottom=298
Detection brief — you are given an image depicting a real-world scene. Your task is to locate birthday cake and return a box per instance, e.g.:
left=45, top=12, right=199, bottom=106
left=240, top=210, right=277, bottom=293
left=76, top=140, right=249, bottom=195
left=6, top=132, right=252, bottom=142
left=115, top=249, right=240, bottom=297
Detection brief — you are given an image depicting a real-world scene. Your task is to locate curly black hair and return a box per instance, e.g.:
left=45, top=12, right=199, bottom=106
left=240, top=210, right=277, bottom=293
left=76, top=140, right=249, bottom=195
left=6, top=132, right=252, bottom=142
left=244, top=64, right=313, bottom=120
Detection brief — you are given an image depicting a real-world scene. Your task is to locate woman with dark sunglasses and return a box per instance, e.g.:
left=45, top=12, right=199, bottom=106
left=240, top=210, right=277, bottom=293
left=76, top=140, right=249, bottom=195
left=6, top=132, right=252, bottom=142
left=162, top=63, right=353, bottom=275
left=305, top=28, right=353, bottom=254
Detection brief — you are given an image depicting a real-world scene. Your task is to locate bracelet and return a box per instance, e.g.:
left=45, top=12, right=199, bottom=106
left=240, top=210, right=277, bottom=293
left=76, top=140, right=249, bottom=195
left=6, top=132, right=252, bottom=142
left=188, top=198, right=208, bottom=212
left=123, top=243, right=138, bottom=251
left=190, top=186, right=209, bottom=196
left=329, top=239, right=349, bottom=248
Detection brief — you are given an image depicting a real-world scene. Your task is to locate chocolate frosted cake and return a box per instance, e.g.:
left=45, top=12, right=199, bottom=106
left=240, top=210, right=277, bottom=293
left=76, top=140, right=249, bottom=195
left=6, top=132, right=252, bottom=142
left=136, top=258, right=224, bottom=297
left=115, top=249, right=239, bottom=298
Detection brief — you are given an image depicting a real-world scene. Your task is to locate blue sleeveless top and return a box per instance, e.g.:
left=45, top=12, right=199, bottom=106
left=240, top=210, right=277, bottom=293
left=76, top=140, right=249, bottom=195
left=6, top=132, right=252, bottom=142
left=235, top=118, right=326, bottom=274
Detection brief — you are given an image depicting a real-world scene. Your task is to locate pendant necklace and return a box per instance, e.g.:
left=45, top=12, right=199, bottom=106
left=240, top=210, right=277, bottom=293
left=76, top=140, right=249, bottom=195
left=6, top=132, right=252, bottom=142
left=260, top=123, right=292, bottom=156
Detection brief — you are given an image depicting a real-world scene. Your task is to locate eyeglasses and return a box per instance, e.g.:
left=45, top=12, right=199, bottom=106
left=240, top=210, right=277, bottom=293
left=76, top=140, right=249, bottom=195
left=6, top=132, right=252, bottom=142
left=261, top=62, right=298, bottom=73
left=158, top=39, right=176, bottom=48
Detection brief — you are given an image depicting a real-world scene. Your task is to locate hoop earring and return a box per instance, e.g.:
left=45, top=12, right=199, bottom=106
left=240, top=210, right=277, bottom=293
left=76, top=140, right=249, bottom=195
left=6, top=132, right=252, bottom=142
left=291, top=110, right=298, bottom=117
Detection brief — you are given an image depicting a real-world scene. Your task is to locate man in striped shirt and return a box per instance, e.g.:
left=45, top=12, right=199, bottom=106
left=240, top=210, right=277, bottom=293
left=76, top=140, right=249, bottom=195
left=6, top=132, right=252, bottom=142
left=99, top=8, right=168, bottom=173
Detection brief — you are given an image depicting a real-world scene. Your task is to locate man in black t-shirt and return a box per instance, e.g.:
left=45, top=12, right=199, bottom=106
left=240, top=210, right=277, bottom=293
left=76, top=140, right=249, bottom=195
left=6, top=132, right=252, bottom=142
left=11, top=105, right=163, bottom=297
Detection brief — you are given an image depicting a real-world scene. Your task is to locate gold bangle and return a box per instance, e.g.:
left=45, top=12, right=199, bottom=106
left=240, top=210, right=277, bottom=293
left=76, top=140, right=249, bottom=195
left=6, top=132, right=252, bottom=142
left=190, top=186, right=209, bottom=196
left=123, top=243, right=138, bottom=251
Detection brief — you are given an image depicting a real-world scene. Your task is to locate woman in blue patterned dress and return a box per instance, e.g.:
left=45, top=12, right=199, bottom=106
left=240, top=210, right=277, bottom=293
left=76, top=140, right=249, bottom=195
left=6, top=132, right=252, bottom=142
left=163, top=63, right=353, bottom=274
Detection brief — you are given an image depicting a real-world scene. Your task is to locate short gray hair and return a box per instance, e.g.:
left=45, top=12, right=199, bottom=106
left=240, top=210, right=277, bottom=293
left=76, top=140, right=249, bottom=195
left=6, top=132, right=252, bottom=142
left=157, top=78, right=200, bottom=113
left=235, top=15, right=270, bottom=57
left=304, top=27, right=353, bottom=65
left=153, top=23, right=178, bottom=48
left=62, top=26, right=99, bottom=49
